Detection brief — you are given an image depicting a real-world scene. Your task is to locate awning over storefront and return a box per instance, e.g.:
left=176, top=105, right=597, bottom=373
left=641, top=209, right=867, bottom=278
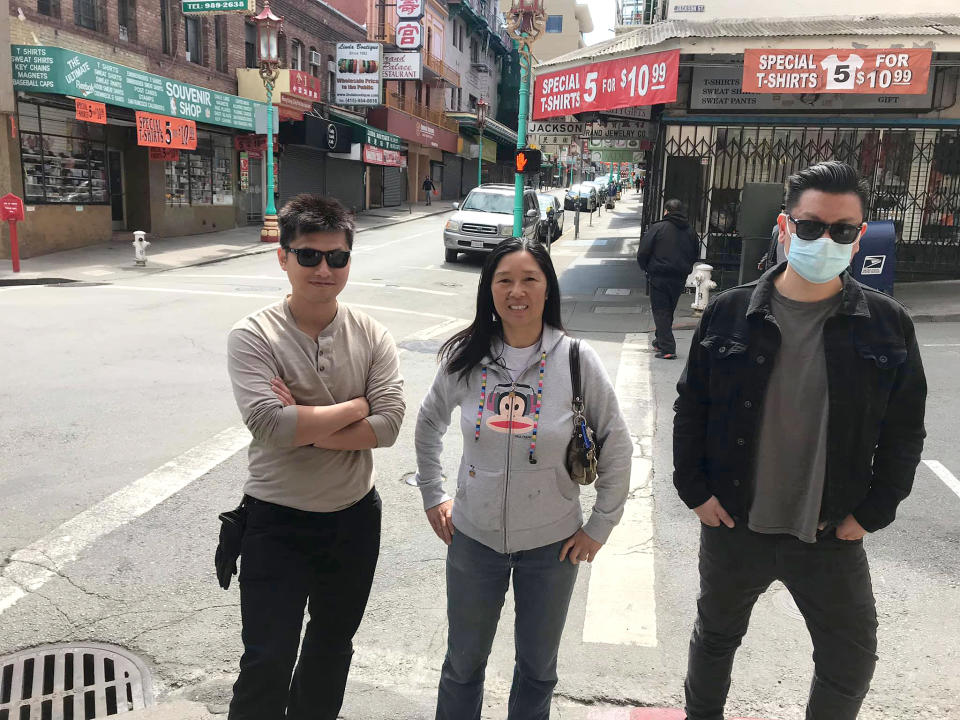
left=278, top=116, right=353, bottom=152
left=11, top=45, right=265, bottom=131
left=446, top=112, right=518, bottom=147
left=367, top=107, right=458, bottom=154
left=328, top=109, right=405, bottom=152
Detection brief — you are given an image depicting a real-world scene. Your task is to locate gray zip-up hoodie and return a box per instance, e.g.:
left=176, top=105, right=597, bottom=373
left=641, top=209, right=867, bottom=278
left=415, top=326, right=632, bottom=554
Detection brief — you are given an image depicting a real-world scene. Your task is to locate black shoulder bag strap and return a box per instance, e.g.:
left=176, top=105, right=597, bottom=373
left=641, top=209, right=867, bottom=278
left=569, top=339, right=583, bottom=412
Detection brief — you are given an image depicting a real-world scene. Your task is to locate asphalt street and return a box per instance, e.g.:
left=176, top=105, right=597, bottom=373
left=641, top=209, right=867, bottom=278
left=1, top=193, right=958, bottom=720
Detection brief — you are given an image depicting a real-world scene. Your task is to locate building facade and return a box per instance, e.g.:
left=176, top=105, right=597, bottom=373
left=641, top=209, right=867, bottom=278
left=524, top=0, right=592, bottom=63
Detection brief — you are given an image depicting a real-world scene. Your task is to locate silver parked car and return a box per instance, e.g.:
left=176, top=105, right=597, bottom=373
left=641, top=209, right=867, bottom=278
left=443, top=184, right=542, bottom=263
left=564, top=183, right=598, bottom=212
left=537, top=193, right=564, bottom=243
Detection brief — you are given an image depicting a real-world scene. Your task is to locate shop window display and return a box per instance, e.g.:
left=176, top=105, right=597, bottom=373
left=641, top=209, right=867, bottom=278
left=164, top=131, right=233, bottom=207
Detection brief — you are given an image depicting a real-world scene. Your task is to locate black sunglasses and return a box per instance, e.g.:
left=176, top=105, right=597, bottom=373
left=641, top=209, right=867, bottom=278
left=787, top=215, right=863, bottom=245
left=286, top=248, right=351, bottom=268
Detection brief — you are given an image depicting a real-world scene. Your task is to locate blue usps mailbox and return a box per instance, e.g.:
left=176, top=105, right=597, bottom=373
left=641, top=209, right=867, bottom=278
left=851, top=220, right=896, bottom=295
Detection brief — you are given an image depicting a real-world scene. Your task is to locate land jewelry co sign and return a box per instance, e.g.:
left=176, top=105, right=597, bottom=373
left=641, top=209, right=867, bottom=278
left=11, top=45, right=261, bottom=130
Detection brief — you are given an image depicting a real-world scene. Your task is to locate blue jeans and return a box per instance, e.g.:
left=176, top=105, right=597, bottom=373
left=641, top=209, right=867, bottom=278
left=436, top=532, right=579, bottom=720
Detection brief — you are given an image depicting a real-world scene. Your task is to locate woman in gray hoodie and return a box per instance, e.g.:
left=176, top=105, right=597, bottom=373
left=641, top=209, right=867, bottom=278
left=415, top=238, right=633, bottom=720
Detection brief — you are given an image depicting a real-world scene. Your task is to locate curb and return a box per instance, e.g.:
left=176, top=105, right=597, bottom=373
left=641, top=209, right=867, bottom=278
left=910, top=312, right=960, bottom=324
left=0, top=207, right=450, bottom=285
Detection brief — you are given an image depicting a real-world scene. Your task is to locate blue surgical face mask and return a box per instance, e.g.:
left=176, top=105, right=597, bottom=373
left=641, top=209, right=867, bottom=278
left=786, top=234, right=854, bottom=284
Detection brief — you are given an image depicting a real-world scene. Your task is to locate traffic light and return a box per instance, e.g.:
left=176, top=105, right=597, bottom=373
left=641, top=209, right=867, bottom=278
left=515, top=147, right=542, bottom=174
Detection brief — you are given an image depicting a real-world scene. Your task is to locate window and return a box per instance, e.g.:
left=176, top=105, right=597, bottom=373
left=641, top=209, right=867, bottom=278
left=160, top=0, right=171, bottom=54
left=165, top=132, right=232, bottom=206
left=118, top=0, right=136, bottom=42
left=37, top=0, right=60, bottom=19
left=457, top=87, right=462, bottom=111
left=470, top=37, right=480, bottom=64
left=290, top=40, right=303, bottom=71
left=546, top=15, right=562, bottom=32
left=214, top=16, right=226, bottom=72
left=185, top=16, right=202, bottom=64
left=18, top=101, right=108, bottom=205
left=74, top=0, right=103, bottom=31
left=277, top=32, right=287, bottom=67
left=309, top=46, right=319, bottom=77
left=327, top=55, right=335, bottom=102
left=245, top=22, right=257, bottom=68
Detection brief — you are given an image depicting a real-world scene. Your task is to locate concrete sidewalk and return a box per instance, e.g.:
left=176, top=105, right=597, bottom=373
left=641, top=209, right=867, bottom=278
left=0, top=203, right=449, bottom=286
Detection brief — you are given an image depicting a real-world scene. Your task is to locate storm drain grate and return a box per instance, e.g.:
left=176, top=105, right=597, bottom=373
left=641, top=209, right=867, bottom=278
left=0, top=643, right=153, bottom=719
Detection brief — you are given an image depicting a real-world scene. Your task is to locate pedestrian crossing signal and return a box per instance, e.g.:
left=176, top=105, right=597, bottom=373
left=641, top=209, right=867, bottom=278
left=515, top=148, right=542, bottom=174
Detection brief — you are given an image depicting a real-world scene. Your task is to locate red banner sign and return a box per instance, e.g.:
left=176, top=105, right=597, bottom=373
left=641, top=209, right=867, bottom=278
left=279, top=92, right=314, bottom=121
left=149, top=147, right=180, bottom=161
left=135, top=111, right=197, bottom=150
left=235, top=134, right=266, bottom=152
left=533, top=49, right=679, bottom=120
left=0, top=193, right=25, bottom=222
left=743, top=48, right=932, bottom=94
left=75, top=98, right=107, bottom=124
left=363, top=144, right=403, bottom=166
left=288, top=70, right=322, bottom=102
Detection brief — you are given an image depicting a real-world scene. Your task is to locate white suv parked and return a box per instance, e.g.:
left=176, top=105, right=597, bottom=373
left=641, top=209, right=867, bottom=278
left=443, top=184, right=542, bottom=263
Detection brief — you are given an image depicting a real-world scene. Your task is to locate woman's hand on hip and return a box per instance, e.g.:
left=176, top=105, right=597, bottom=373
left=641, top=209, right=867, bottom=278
left=426, top=500, right=455, bottom=546
left=559, top=529, right=603, bottom=565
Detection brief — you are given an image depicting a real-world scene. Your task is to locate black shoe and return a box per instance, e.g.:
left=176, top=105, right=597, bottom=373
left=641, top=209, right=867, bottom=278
left=655, top=351, right=677, bottom=360
left=652, top=339, right=661, bottom=351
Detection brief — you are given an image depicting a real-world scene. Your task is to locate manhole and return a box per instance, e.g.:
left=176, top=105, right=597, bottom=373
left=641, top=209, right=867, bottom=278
left=0, top=643, right=153, bottom=719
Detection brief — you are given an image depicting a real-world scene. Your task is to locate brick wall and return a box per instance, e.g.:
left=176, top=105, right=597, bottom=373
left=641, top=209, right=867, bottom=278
left=9, top=0, right=365, bottom=98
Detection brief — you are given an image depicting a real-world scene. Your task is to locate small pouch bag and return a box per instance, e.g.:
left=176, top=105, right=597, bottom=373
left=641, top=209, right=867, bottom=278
left=565, top=339, right=601, bottom=486
left=214, top=499, right=247, bottom=590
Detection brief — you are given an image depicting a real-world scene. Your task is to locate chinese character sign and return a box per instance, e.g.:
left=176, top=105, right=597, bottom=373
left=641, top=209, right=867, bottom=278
left=395, top=21, right=423, bottom=51
left=742, top=49, right=932, bottom=94
left=335, top=43, right=383, bottom=106
left=396, top=0, right=423, bottom=19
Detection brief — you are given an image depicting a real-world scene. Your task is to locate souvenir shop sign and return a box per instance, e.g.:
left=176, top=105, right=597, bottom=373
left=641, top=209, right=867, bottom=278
left=75, top=98, right=107, bottom=124
left=136, top=111, right=198, bottom=150
left=742, top=49, right=932, bottom=94
left=533, top=49, right=679, bottom=120
left=335, top=43, right=383, bottom=106
left=11, top=45, right=261, bottom=130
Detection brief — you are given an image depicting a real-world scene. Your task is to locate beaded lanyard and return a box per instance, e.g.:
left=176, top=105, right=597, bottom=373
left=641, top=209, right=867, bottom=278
left=528, top=351, right=548, bottom=464
left=474, top=366, right=487, bottom=441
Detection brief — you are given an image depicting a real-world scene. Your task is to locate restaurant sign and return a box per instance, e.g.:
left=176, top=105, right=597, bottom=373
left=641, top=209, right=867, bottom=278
left=11, top=45, right=261, bottom=130
left=742, top=48, right=932, bottom=95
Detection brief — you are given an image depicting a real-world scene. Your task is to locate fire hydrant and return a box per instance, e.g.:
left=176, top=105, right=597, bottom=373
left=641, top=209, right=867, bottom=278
left=691, top=263, right=717, bottom=316
left=133, top=231, right=150, bottom=266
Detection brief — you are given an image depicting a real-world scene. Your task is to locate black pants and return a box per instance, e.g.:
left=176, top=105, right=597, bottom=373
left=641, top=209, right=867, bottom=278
left=685, top=523, right=878, bottom=720
left=228, top=489, right=382, bottom=720
left=649, top=274, right=686, bottom=355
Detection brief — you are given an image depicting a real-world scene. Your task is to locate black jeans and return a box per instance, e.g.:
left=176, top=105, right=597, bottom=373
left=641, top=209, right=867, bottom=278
left=649, top=274, right=686, bottom=354
left=685, top=523, right=878, bottom=720
left=228, top=489, right=382, bottom=720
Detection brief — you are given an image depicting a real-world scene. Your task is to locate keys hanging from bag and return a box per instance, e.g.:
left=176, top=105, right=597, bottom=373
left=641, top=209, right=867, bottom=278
left=565, top=339, right=602, bottom=485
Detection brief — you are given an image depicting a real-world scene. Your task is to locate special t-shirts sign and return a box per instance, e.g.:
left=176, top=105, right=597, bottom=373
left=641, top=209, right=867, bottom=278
left=533, top=49, right=679, bottom=120
left=742, top=49, right=932, bottom=94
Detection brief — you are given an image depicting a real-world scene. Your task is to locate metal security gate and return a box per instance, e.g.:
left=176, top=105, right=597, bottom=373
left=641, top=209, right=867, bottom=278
left=645, top=120, right=960, bottom=281
left=279, top=146, right=326, bottom=208
left=326, top=157, right=365, bottom=213
left=382, top=166, right=402, bottom=207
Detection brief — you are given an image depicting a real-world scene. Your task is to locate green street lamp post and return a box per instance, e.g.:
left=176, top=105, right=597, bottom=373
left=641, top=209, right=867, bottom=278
left=476, top=98, right=489, bottom=189
left=254, top=1, right=282, bottom=243
left=505, top=0, right=545, bottom=237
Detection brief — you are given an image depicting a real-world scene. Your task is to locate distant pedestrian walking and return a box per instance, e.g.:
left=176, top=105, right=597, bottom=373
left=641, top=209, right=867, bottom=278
left=423, top=176, right=437, bottom=205
left=636, top=198, right=699, bottom=359
left=634, top=175, right=642, bottom=194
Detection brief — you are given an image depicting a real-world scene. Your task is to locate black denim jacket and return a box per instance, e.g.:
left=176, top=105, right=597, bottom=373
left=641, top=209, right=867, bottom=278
left=673, top=263, right=927, bottom=533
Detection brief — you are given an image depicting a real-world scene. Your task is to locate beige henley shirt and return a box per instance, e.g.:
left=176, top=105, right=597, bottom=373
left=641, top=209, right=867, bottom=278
left=227, top=298, right=405, bottom=512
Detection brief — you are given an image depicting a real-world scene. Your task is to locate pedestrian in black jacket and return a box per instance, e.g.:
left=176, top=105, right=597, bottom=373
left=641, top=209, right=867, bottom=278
left=636, top=199, right=699, bottom=359
left=674, top=161, right=927, bottom=720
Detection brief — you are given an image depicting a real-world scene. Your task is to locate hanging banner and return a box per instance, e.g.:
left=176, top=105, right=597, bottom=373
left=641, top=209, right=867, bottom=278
left=363, top=144, right=403, bottom=166
left=235, top=133, right=266, bottom=152
left=288, top=70, right=322, bottom=102
left=742, top=48, right=933, bottom=94
left=135, top=111, right=198, bottom=150
left=335, top=43, right=383, bottom=106
left=395, top=21, right=423, bottom=51
left=533, top=49, right=680, bottom=120
left=396, top=0, right=424, bottom=19
left=149, top=147, right=180, bottom=161
left=239, top=152, right=250, bottom=190
left=74, top=98, right=107, bottom=124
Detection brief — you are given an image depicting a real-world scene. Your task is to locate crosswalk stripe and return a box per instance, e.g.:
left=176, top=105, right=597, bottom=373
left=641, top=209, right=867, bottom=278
left=582, top=336, right=658, bottom=646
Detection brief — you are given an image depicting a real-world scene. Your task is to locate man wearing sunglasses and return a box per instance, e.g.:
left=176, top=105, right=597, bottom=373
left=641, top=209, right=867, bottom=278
left=674, top=161, right=927, bottom=720
left=226, top=194, right=405, bottom=720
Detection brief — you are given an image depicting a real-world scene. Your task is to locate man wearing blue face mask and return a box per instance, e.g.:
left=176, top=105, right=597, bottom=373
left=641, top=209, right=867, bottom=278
left=673, top=161, right=927, bottom=720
